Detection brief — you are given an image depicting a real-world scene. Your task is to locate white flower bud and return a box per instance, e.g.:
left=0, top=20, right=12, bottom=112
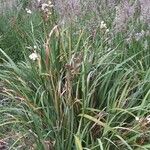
left=106, top=29, right=109, bottom=33
left=25, top=8, right=32, bottom=14
left=100, top=21, right=107, bottom=29
left=41, top=3, right=49, bottom=11
left=135, top=117, right=139, bottom=121
left=29, top=52, right=38, bottom=61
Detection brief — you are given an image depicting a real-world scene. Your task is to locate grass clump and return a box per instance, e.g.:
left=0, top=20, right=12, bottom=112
left=0, top=0, right=150, bottom=149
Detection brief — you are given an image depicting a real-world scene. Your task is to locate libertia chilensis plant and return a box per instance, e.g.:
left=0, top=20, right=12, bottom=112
left=0, top=0, right=150, bottom=149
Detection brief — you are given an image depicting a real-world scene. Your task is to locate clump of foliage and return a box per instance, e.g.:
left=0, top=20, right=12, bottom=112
left=0, top=0, right=150, bottom=149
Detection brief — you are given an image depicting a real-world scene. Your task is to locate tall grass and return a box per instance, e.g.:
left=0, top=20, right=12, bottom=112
left=0, top=0, right=150, bottom=149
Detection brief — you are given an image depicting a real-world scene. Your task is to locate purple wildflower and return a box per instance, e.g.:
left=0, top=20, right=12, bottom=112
left=139, top=0, right=150, bottom=23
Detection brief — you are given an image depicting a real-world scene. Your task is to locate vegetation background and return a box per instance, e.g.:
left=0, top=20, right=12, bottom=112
left=0, top=0, right=150, bottom=149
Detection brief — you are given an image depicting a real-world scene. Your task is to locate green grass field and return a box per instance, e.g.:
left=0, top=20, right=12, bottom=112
left=0, top=0, right=150, bottom=149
